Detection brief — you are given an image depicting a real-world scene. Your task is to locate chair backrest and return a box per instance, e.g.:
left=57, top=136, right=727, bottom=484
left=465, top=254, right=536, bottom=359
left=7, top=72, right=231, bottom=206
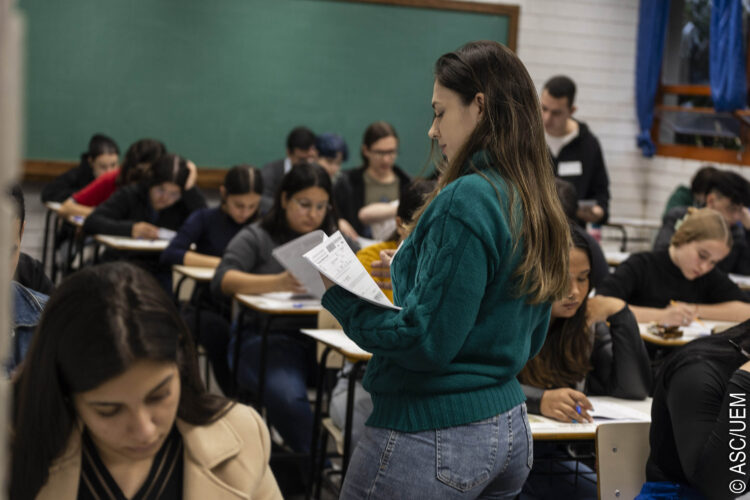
left=596, top=421, right=651, bottom=499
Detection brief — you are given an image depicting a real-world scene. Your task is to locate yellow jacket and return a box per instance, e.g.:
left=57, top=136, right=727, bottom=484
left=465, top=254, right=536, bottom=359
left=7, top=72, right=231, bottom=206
left=357, top=240, right=399, bottom=303
left=36, top=404, right=282, bottom=500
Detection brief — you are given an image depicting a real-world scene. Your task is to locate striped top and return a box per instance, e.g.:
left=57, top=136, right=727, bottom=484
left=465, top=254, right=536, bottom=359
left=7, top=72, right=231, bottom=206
left=78, top=425, right=183, bottom=500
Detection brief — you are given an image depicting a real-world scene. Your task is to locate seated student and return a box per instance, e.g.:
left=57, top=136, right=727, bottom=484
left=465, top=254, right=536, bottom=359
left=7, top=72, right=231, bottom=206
left=519, top=227, right=651, bottom=420
left=14, top=252, right=54, bottom=296
left=637, top=322, right=750, bottom=499
left=315, top=132, right=349, bottom=181
left=662, top=164, right=719, bottom=218
left=518, top=227, right=651, bottom=499
left=211, top=162, right=338, bottom=454
left=260, top=126, right=318, bottom=211
left=10, top=262, right=281, bottom=499
left=41, top=133, right=119, bottom=203
left=161, top=165, right=263, bottom=393
left=333, top=121, right=412, bottom=240
left=7, top=184, right=48, bottom=375
left=58, top=138, right=167, bottom=218
left=83, top=154, right=205, bottom=288
left=656, top=170, right=750, bottom=275
left=600, top=208, right=750, bottom=325
left=555, top=178, right=609, bottom=289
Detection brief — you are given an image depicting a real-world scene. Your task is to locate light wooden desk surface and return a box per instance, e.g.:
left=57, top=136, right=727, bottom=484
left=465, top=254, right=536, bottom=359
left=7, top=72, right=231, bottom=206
left=44, top=201, right=62, bottom=212
left=638, top=320, right=737, bottom=346
left=94, top=234, right=170, bottom=252
left=235, top=292, right=322, bottom=315
left=529, top=396, right=651, bottom=440
left=604, top=251, right=630, bottom=267
left=301, top=328, right=372, bottom=362
left=172, top=265, right=216, bottom=282
left=607, top=217, right=662, bottom=230
left=730, top=273, right=750, bottom=291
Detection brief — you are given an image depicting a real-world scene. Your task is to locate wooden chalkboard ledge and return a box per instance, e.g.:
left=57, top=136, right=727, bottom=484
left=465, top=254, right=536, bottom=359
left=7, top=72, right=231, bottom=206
left=22, top=159, right=228, bottom=189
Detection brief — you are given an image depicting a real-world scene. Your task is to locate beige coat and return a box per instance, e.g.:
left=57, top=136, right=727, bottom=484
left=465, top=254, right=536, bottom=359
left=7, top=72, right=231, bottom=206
left=36, top=404, right=282, bottom=500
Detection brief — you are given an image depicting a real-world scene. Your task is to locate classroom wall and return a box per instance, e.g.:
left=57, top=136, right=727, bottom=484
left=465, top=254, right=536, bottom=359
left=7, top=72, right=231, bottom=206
left=480, top=0, right=750, bottom=229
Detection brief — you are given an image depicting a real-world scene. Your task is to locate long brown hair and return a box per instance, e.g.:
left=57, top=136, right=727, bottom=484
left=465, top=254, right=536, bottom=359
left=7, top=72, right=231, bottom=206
left=519, top=228, right=593, bottom=388
left=670, top=207, right=733, bottom=248
left=10, top=263, right=232, bottom=499
left=413, top=40, right=569, bottom=304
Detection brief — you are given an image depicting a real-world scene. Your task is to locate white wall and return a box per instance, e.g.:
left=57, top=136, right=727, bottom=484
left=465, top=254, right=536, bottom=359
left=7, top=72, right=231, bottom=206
left=469, top=0, right=750, bottom=230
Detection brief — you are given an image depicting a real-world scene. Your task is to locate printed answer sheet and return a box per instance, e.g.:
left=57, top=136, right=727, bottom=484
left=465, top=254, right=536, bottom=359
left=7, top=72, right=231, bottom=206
left=304, top=231, right=401, bottom=310
left=272, top=230, right=327, bottom=298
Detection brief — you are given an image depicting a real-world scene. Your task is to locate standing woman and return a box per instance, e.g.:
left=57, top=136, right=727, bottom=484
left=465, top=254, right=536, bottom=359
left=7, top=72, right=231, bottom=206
left=323, top=41, right=570, bottom=498
left=10, top=262, right=281, bottom=499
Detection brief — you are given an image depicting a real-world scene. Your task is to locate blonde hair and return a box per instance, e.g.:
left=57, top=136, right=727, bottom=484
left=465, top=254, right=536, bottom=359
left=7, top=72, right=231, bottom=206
left=411, top=41, right=569, bottom=304
left=670, top=207, right=733, bottom=248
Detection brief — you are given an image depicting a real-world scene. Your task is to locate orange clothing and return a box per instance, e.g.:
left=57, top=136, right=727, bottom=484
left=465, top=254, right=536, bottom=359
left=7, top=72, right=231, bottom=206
left=357, top=240, right=399, bottom=303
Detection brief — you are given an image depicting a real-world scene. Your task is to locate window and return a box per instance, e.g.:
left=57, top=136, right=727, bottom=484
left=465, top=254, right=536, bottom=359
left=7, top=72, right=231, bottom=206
left=652, top=0, right=750, bottom=165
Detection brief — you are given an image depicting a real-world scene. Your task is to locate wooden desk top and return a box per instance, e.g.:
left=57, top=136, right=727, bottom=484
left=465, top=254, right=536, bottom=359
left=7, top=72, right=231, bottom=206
left=94, top=234, right=169, bottom=252
left=172, top=265, right=216, bottom=282
left=301, top=328, right=372, bottom=362
left=530, top=396, right=651, bottom=440
left=639, top=320, right=737, bottom=346
left=730, top=273, right=750, bottom=291
left=604, top=251, right=630, bottom=267
left=235, top=292, right=322, bottom=315
left=44, top=201, right=62, bottom=212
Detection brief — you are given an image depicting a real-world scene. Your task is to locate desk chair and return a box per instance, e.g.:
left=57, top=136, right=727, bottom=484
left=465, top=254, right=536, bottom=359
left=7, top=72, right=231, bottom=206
left=596, top=421, right=651, bottom=499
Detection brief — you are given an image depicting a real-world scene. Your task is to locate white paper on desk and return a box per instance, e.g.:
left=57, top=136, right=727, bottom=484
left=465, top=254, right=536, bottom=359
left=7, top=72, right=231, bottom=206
left=303, top=231, right=401, bottom=310
left=588, top=398, right=650, bottom=421
left=157, top=228, right=177, bottom=240
left=272, top=230, right=328, bottom=298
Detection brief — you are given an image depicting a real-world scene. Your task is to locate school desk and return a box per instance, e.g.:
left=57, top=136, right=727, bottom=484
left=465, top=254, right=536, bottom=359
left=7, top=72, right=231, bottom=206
left=232, top=292, right=321, bottom=406
left=638, top=320, right=737, bottom=347
left=604, top=250, right=630, bottom=267
left=604, top=218, right=661, bottom=252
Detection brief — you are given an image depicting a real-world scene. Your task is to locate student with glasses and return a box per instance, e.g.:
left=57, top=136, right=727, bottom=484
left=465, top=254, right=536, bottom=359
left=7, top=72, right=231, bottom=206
left=83, top=154, right=206, bottom=289
left=211, top=162, right=345, bottom=460
left=333, top=121, right=412, bottom=240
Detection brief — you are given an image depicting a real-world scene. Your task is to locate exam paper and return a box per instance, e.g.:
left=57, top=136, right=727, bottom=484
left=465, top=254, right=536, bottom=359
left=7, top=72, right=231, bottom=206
left=588, top=397, right=651, bottom=421
left=271, top=230, right=328, bottom=298
left=157, top=228, right=177, bottom=240
left=303, top=231, right=401, bottom=310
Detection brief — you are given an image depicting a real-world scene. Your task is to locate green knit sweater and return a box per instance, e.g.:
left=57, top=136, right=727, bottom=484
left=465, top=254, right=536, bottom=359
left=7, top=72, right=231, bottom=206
left=322, top=156, right=551, bottom=432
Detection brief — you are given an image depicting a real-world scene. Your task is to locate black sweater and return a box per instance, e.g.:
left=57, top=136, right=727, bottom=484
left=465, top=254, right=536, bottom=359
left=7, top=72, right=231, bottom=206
left=83, top=184, right=206, bottom=237
left=647, top=360, right=750, bottom=499
left=551, top=120, right=610, bottom=223
left=598, top=250, right=748, bottom=308
left=40, top=155, right=95, bottom=203
left=332, top=165, right=412, bottom=237
left=522, top=306, right=652, bottom=414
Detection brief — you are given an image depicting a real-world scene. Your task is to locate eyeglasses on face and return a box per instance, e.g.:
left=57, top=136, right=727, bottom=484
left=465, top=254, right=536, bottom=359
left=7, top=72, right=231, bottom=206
left=292, top=197, right=330, bottom=213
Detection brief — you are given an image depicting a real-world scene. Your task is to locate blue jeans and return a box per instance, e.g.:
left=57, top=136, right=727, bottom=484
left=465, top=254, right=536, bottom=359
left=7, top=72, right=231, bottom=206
left=340, top=403, right=533, bottom=499
left=228, top=330, right=316, bottom=453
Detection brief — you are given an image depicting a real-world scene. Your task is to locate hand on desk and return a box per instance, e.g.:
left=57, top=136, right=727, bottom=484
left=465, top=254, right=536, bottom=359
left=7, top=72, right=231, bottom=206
left=132, top=221, right=160, bottom=239
left=277, top=271, right=307, bottom=295
left=661, top=301, right=698, bottom=326
left=540, top=388, right=593, bottom=423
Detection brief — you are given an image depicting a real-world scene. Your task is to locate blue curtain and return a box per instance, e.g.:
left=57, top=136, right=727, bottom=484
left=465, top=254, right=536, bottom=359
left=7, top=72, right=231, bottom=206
left=635, top=0, right=669, bottom=157
left=635, top=0, right=672, bottom=157
left=710, top=0, right=747, bottom=111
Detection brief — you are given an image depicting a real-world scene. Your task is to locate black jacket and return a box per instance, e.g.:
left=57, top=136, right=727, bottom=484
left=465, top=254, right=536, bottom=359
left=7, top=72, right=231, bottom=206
left=551, top=121, right=611, bottom=223
left=14, top=252, right=54, bottom=295
left=41, top=155, right=95, bottom=203
left=521, top=306, right=652, bottom=415
left=83, top=184, right=206, bottom=237
left=332, top=165, right=412, bottom=236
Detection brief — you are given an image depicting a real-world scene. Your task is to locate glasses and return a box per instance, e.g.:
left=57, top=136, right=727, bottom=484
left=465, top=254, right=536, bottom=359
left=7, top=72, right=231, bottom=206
left=368, top=149, right=398, bottom=158
left=292, top=198, right=330, bottom=213
left=153, top=186, right=181, bottom=202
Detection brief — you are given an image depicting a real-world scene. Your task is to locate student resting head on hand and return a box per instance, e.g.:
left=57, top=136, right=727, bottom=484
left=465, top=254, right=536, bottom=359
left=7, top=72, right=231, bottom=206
left=10, top=262, right=281, bottom=499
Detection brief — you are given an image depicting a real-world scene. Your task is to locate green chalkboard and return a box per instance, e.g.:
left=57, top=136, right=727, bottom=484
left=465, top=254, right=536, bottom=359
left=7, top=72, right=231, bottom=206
left=17, top=0, right=514, bottom=175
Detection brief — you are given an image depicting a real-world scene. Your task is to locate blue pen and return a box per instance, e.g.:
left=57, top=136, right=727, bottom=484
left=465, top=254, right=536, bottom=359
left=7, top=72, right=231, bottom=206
left=292, top=303, right=304, bottom=308
left=572, top=404, right=582, bottom=424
